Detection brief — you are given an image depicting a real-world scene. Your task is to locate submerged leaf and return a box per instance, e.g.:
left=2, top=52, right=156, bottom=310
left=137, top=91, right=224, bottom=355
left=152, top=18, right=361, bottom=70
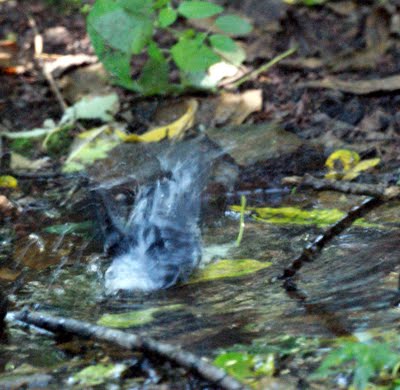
left=189, top=259, right=272, bottom=284
left=71, top=364, right=126, bottom=386
left=230, top=206, right=376, bottom=228
left=97, top=304, right=183, bottom=328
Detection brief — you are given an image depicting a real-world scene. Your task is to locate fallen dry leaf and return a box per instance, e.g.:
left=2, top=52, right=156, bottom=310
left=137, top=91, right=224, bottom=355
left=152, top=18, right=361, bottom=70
left=213, top=89, right=262, bottom=126
left=44, top=54, right=98, bottom=78
left=0, top=39, right=17, bottom=68
left=118, top=99, right=198, bottom=143
left=302, top=74, right=400, bottom=95
left=10, top=153, right=51, bottom=171
left=0, top=175, right=18, bottom=188
left=328, top=6, right=391, bottom=72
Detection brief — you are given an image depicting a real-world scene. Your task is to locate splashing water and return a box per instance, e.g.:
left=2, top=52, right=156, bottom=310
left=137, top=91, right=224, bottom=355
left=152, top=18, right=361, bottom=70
left=99, top=139, right=218, bottom=293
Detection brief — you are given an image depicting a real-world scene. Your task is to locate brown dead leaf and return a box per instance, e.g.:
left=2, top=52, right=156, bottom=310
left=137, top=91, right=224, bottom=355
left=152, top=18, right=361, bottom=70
left=59, top=63, right=111, bottom=103
left=44, top=54, right=98, bottom=78
left=0, top=40, right=17, bottom=68
left=0, top=267, right=21, bottom=281
left=0, top=39, right=25, bottom=74
left=302, top=74, right=400, bottom=95
left=213, top=90, right=263, bottom=126
left=328, top=6, right=391, bottom=72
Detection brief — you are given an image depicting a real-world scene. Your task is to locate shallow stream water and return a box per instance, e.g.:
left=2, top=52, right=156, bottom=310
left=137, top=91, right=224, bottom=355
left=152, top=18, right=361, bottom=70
left=1, top=165, right=400, bottom=387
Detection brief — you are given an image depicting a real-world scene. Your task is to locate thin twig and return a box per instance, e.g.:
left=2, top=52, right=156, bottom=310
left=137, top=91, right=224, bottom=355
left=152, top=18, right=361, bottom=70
left=280, top=196, right=384, bottom=296
left=7, top=310, right=248, bottom=390
left=282, top=174, right=400, bottom=200
left=24, top=11, right=85, bottom=133
left=232, top=47, right=297, bottom=88
left=26, top=14, right=68, bottom=112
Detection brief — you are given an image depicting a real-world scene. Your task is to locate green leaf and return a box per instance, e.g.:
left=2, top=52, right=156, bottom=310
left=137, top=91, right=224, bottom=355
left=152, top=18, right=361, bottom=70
left=158, top=6, right=177, bottom=27
left=178, top=1, right=223, bottom=19
left=153, top=0, right=170, bottom=9
left=60, top=93, right=120, bottom=125
left=209, top=34, right=245, bottom=65
left=137, top=42, right=172, bottom=95
left=87, top=3, right=139, bottom=90
left=171, top=37, right=220, bottom=72
left=215, top=15, right=252, bottom=36
left=210, top=34, right=237, bottom=52
left=88, top=0, right=152, bottom=54
left=117, top=0, right=152, bottom=14
left=302, top=0, right=326, bottom=5
left=131, top=20, right=153, bottom=54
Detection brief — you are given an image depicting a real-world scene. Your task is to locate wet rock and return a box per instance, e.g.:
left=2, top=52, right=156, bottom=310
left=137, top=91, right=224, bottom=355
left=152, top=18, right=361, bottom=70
left=206, top=122, right=303, bottom=166
left=0, top=374, right=53, bottom=389
left=86, top=142, right=163, bottom=188
left=206, top=122, right=325, bottom=189
left=237, top=144, right=325, bottom=189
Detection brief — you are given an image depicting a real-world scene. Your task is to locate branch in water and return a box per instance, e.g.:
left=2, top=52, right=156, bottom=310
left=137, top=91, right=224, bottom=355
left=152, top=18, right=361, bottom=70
left=7, top=310, right=248, bottom=390
left=282, top=174, right=400, bottom=200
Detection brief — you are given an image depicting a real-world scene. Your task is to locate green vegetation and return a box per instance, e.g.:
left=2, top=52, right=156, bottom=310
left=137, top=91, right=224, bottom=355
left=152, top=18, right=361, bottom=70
left=214, top=336, right=320, bottom=388
left=312, top=339, right=400, bottom=389
left=87, top=0, right=252, bottom=95
left=9, top=138, right=34, bottom=155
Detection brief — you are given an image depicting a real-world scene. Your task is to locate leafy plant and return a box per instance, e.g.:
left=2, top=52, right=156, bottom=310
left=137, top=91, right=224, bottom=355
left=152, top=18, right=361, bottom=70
left=311, top=340, right=400, bottom=390
left=87, top=0, right=252, bottom=95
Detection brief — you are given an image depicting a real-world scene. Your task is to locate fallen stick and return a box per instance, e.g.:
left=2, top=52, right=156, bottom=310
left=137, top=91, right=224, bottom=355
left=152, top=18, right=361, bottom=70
left=7, top=310, right=247, bottom=390
left=282, top=174, right=400, bottom=200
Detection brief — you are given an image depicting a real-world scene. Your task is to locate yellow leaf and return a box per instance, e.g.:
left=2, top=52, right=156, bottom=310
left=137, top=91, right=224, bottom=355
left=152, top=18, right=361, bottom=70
left=325, top=149, right=360, bottom=171
left=118, top=99, right=198, bottom=143
left=342, top=158, right=380, bottom=180
left=325, top=149, right=361, bottom=180
left=188, top=259, right=272, bottom=284
left=0, top=175, right=18, bottom=188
